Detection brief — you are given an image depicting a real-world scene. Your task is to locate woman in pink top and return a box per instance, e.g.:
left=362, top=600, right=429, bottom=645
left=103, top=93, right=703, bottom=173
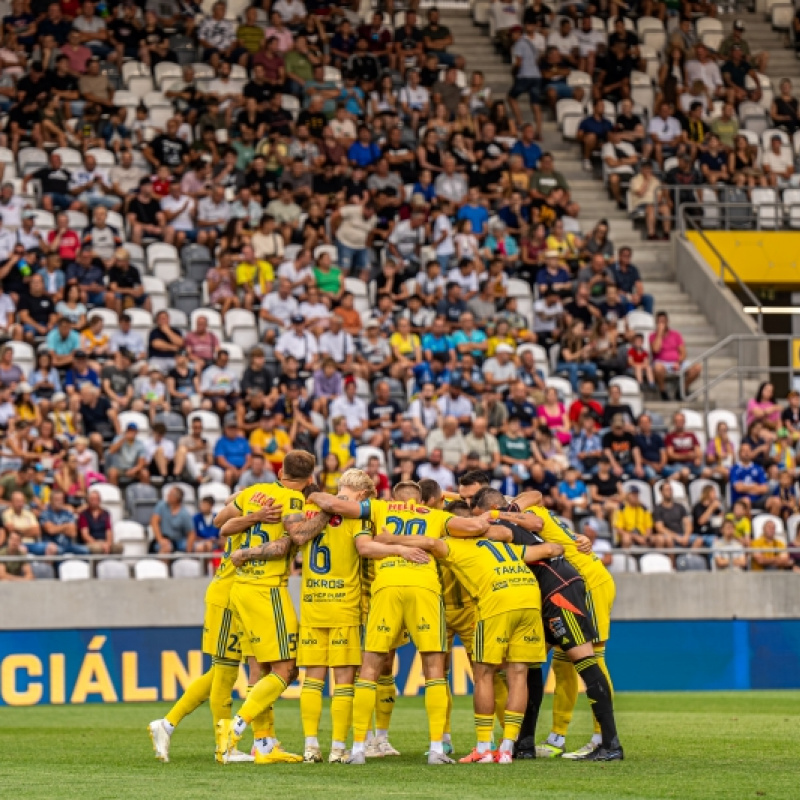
left=649, top=311, right=701, bottom=400
left=537, top=385, right=571, bottom=445
left=745, top=381, right=783, bottom=431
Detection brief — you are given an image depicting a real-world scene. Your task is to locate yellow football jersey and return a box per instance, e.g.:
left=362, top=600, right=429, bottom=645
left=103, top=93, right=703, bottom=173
left=300, top=502, right=368, bottom=627
left=233, top=481, right=305, bottom=587
left=204, top=531, right=245, bottom=607
left=443, top=537, right=541, bottom=621
left=441, top=561, right=474, bottom=613
left=368, top=499, right=452, bottom=595
left=523, top=505, right=612, bottom=592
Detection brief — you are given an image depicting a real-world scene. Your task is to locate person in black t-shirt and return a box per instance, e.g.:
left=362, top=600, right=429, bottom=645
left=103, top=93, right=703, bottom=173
left=244, top=65, right=273, bottom=109
left=38, top=3, right=73, bottom=46
left=607, top=18, right=640, bottom=58
left=588, top=457, right=623, bottom=518
left=264, top=94, right=294, bottom=138
left=601, top=415, right=638, bottom=478
left=523, top=463, right=560, bottom=509
left=109, top=4, right=143, bottom=60
left=367, top=380, right=401, bottom=447
left=126, top=182, right=166, bottom=244
left=107, top=250, right=150, bottom=313
left=144, top=119, right=190, bottom=174
left=50, top=55, right=81, bottom=117
left=595, top=41, right=635, bottom=104
left=18, top=273, right=57, bottom=340
left=392, top=11, right=424, bottom=71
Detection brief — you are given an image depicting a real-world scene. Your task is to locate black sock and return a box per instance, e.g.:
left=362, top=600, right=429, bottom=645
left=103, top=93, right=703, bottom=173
left=517, top=665, right=543, bottom=742
left=574, top=656, right=619, bottom=749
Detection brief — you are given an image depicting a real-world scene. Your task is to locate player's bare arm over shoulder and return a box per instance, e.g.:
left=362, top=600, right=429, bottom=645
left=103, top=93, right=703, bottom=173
left=231, top=535, right=292, bottom=567
left=217, top=497, right=284, bottom=536
left=305, top=492, right=363, bottom=517
left=485, top=525, right=564, bottom=561
left=374, top=530, right=448, bottom=559
left=287, top=510, right=331, bottom=546
left=445, top=513, right=491, bottom=538
left=511, top=490, right=543, bottom=510
left=356, top=533, right=430, bottom=564
left=494, top=509, right=592, bottom=553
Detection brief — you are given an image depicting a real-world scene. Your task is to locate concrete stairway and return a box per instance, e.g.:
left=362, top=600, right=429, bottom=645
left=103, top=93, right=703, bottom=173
left=441, top=9, right=755, bottom=409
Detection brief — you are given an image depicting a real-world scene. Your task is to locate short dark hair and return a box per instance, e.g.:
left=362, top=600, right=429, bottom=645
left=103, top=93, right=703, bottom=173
left=472, top=486, right=507, bottom=511
left=458, top=470, right=490, bottom=488
left=419, top=478, right=442, bottom=505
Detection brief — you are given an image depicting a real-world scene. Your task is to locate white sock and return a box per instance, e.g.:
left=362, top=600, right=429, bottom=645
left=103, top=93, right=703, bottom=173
left=500, top=738, right=514, bottom=753
left=254, top=737, right=273, bottom=755
left=591, top=733, right=602, bottom=746
left=267, top=737, right=278, bottom=749
left=352, top=741, right=366, bottom=754
left=232, top=716, right=246, bottom=736
left=476, top=741, right=492, bottom=754
left=547, top=733, right=565, bottom=748
left=375, top=729, right=388, bottom=739
left=442, top=733, right=452, bottom=744
left=429, top=741, right=443, bottom=754
left=162, top=720, right=175, bottom=735
left=305, top=736, right=319, bottom=748
left=332, top=740, right=346, bottom=750
left=365, top=730, right=375, bottom=744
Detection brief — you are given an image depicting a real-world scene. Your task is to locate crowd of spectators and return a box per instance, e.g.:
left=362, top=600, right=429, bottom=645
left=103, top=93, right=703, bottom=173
left=0, top=0, right=796, bottom=577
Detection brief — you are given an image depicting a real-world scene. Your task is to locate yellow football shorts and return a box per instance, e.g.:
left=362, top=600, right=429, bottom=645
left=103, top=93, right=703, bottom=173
left=446, top=603, right=476, bottom=658
left=297, top=624, right=364, bottom=667
left=473, top=608, right=546, bottom=666
left=365, top=586, right=446, bottom=654
left=585, top=578, right=616, bottom=643
left=229, top=584, right=298, bottom=663
left=362, top=590, right=409, bottom=651
left=202, top=602, right=244, bottom=661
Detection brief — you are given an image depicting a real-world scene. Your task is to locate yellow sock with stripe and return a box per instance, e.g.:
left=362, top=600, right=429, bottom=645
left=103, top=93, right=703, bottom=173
left=209, top=659, right=240, bottom=728
left=375, top=675, right=396, bottom=733
left=501, top=711, right=525, bottom=752
left=249, top=684, right=274, bottom=739
left=352, top=679, right=378, bottom=750
left=165, top=667, right=213, bottom=728
left=234, top=673, right=287, bottom=733
left=301, top=678, right=325, bottom=745
left=550, top=649, right=578, bottom=742
left=331, top=683, right=354, bottom=747
left=592, top=646, right=614, bottom=737
left=424, top=678, right=449, bottom=750
left=493, top=671, right=508, bottom=728
left=474, top=713, right=494, bottom=753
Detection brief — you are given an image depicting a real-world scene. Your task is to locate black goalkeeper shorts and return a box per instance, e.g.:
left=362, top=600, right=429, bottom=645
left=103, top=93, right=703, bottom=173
left=541, top=580, right=597, bottom=651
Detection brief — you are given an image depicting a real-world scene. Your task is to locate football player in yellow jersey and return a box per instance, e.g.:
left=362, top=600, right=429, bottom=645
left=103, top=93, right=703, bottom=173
left=293, top=470, right=430, bottom=765
left=147, top=498, right=283, bottom=764
left=217, top=451, right=331, bottom=764
left=509, top=489, right=618, bottom=761
left=378, top=517, right=561, bottom=764
left=307, top=486, right=490, bottom=765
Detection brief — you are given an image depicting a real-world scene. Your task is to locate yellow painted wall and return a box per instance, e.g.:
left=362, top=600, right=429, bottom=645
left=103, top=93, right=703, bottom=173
left=686, top=231, right=800, bottom=285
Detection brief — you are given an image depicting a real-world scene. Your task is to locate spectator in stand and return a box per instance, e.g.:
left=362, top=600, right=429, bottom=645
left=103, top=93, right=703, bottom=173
left=713, top=518, right=747, bottom=571
left=610, top=246, right=654, bottom=314
left=602, top=414, right=639, bottom=480
left=40, top=489, right=89, bottom=555
left=663, top=411, right=702, bottom=481
left=150, top=486, right=196, bottom=554
left=692, top=484, right=725, bottom=543
left=650, top=311, right=701, bottom=400
left=704, top=420, right=737, bottom=483
left=185, top=316, right=220, bottom=373
left=507, top=24, right=543, bottom=139
left=730, top=443, right=780, bottom=515
left=647, top=101, right=682, bottom=168
left=577, top=100, right=614, bottom=172
left=418, top=447, right=456, bottom=491
left=78, top=490, right=123, bottom=554
left=628, top=160, right=670, bottom=240
left=746, top=381, right=782, bottom=432
left=569, top=411, right=603, bottom=475
left=653, top=482, right=698, bottom=549
left=750, top=519, right=792, bottom=571
left=588, top=456, right=623, bottom=519
left=0, top=531, right=33, bottom=581
left=613, top=486, right=658, bottom=549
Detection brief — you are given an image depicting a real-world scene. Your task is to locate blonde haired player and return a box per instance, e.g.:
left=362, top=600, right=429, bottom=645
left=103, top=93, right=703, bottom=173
left=218, top=450, right=329, bottom=764
left=147, top=497, right=283, bottom=764
left=294, top=469, right=430, bottom=764
left=377, top=516, right=562, bottom=763
left=308, top=485, right=490, bottom=764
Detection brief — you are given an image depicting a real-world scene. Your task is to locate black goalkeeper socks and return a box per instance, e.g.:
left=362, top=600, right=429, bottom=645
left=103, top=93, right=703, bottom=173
left=574, top=656, right=619, bottom=749
left=518, top=665, right=544, bottom=742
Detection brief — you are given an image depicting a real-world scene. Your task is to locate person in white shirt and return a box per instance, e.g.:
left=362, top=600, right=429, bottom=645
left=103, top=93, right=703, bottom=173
left=489, top=0, right=521, bottom=51
left=647, top=101, right=683, bottom=167
left=318, top=314, right=356, bottom=369
left=406, top=382, right=440, bottom=436
left=332, top=201, right=377, bottom=275
left=762, top=135, right=795, bottom=187
left=0, top=283, right=15, bottom=335
left=200, top=350, right=241, bottom=414
left=70, top=154, right=119, bottom=212
left=275, top=314, right=320, bottom=372
left=144, top=423, right=179, bottom=480
left=430, top=203, right=455, bottom=270
left=387, top=209, right=427, bottom=266
left=0, top=216, right=15, bottom=261
left=208, top=62, right=243, bottom=117
left=447, top=260, right=480, bottom=300
left=398, top=70, right=430, bottom=130
left=685, top=44, right=725, bottom=99
left=196, top=185, right=231, bottom=250
left=576, top=14, right=605, bottom=75
left=273, top=0, right=307, bottom=26
left=298, top=285, right=332, bottom=335
left=417, top=448, right=456, bottom=490
left=0, top=182, right=26, bottom=228
left=277, top=248, right=315, bottom=298
left=433, top=154, right=468, bottom=207
left=259, top=277, right=299, bottom=341
left=547, top=18, right=579, bottom=63
left=16, top=213, right=44, bottom=252
left=161, top=181, right=197, bottom=248
left=328, top=377, right=368, bottom=436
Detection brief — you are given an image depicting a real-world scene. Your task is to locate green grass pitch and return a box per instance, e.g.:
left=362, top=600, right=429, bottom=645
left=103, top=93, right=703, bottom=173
left=1, top=692, right=799, bottom=799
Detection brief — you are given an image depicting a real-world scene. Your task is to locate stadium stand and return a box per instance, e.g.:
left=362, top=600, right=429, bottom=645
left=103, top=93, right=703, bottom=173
left=0, top=0, right=799, bottom=583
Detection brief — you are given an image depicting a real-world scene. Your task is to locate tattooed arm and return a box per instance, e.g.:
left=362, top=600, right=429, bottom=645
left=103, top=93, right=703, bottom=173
left=218, top=498, right=283, bottom=537
left=231, top=535, right=293, bottom=566
left=287, top=510, right=332, bottom=547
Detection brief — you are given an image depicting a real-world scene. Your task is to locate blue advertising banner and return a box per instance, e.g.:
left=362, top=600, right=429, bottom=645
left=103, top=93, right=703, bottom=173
left=2, top=620, right=800, bottom=706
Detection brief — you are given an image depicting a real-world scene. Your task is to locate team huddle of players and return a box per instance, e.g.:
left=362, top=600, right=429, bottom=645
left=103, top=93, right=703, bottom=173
left=147, top=449, right=623, bottom=766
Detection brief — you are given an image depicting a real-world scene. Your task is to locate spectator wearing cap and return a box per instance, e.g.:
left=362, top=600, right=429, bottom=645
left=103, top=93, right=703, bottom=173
left=106, top=421, right=148, bottom=486
left=762, top=134, right=795, bottom=188
left=214, top=421, right=251, bottom=487
left=45, top=316, right=81, bottom=369
left=482, top=343, right=516, bottom=395
left=418, top=447, right=456, bottom=492
left=719, top=19, right=768, bottom=77
left=276, top=313, right=320, bottom=376
left=63, top=349, right=99, bottom=396
left=0, top=531, right=33, bottom=581
left=613, top=485, right=658, bottom=550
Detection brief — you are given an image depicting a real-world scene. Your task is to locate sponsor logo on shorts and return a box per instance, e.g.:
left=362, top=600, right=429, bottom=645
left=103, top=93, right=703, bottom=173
left=303, top=594, right=313, bottom=602
left=331, top=637, right=349, bottom=646
left=306, top=579, right=345, bottom=589
left=418, top=617, right=430, bottom=631
left=523, top=634, right=540, bottom=643
left=493, top=582, right=508, bottom=591
left=250, top=637, right=261, bottom=644
left=548, top=617, right=567, bottom=639
left=496, top=636, right=509, bottom=644
left=301, top=638, right=318, bottom=646
left=377, top=618, right=391, bottom=633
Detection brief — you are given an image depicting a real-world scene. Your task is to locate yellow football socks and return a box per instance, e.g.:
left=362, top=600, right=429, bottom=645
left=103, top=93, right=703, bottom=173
left=424, top=678, right=448, bottom=742
left=165, top=668, right=213, bottom=728
left=209, top=661, right=240, bottom=729
left=237, top=673, right=287, bottom=726
left=474, top=713, right=494, bottom=745
left=331, top=683, right=355, bottom=744
left=375, top=674, right=396, bottom=731
left=300, top=678, right=325, bottom=739
left=551, top=649, right=579, bottom=737
left=503, top=710, right=524, bottom=744
left=352, top=679, right=378, bottom=742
